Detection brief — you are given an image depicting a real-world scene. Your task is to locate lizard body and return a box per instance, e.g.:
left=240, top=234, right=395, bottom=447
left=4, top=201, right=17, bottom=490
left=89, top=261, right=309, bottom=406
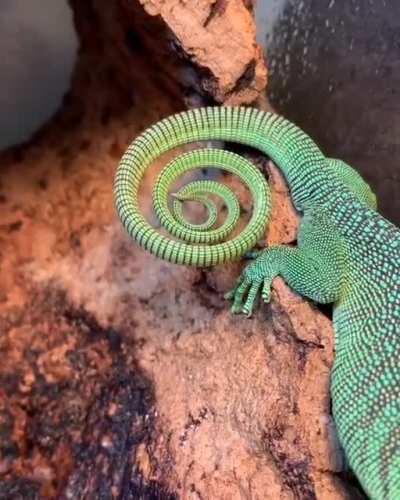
left=114, top=106, right=400, bottom=499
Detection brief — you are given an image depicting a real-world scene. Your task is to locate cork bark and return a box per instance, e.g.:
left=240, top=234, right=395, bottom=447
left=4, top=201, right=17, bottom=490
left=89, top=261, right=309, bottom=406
left=0, top=1, right=363, bottom=498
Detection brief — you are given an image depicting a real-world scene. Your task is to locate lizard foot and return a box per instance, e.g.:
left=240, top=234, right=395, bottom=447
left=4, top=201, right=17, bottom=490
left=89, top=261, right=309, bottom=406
left=225, top=250, right=275, bottom=317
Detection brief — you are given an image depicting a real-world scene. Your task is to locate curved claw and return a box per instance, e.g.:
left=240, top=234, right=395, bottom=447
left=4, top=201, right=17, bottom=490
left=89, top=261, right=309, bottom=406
left=262, top=294, right=271, bottom=304
left=262, top=293, right=271, bottom=304
left=231, top=303, right=242, bottom=314
left=242, top=305, right=254, bottom=318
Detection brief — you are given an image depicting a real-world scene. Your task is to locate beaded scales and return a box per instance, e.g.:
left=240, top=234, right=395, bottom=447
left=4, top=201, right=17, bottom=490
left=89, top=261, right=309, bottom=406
left=114, top=106, right=400, bottom=499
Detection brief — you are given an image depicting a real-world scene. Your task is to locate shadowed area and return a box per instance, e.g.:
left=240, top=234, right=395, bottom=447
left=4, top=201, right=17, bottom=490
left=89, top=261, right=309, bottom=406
left=257, top=0, right=400, bottom=225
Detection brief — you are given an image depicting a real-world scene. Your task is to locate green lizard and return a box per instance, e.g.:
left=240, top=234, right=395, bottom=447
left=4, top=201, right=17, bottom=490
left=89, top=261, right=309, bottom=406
left=114, top=106, right=400, bottom=499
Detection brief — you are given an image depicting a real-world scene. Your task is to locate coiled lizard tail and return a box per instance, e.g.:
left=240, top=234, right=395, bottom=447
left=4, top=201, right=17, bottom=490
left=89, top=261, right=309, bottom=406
left=115, top=106, right=400, bottom=497
left=114, top=106, right=327, bottom=266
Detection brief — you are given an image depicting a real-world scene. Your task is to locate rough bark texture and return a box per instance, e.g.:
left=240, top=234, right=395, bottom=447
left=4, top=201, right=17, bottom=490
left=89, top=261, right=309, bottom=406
left=136, top=0, right=267, bottom=104
left=0, top=1, right=363, bottom=498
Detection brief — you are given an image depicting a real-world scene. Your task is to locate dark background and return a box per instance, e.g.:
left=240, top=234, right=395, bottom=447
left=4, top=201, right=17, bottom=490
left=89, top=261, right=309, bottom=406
left=261, top=0, right=400, bottom=224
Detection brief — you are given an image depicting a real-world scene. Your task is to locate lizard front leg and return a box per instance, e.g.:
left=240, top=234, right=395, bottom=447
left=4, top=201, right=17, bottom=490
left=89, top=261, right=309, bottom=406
left=226, top=209, right=347, bottom=316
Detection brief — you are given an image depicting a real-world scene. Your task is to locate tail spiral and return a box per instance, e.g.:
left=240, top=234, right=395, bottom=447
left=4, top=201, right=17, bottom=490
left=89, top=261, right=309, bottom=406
left=114, top=107, right=271, bottom=267
left=115, top=105, right=327, bottom=266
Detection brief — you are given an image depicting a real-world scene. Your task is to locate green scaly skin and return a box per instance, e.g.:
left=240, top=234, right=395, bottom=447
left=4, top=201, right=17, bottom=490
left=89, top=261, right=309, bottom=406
left=114, top=106, right=400, bottom=499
